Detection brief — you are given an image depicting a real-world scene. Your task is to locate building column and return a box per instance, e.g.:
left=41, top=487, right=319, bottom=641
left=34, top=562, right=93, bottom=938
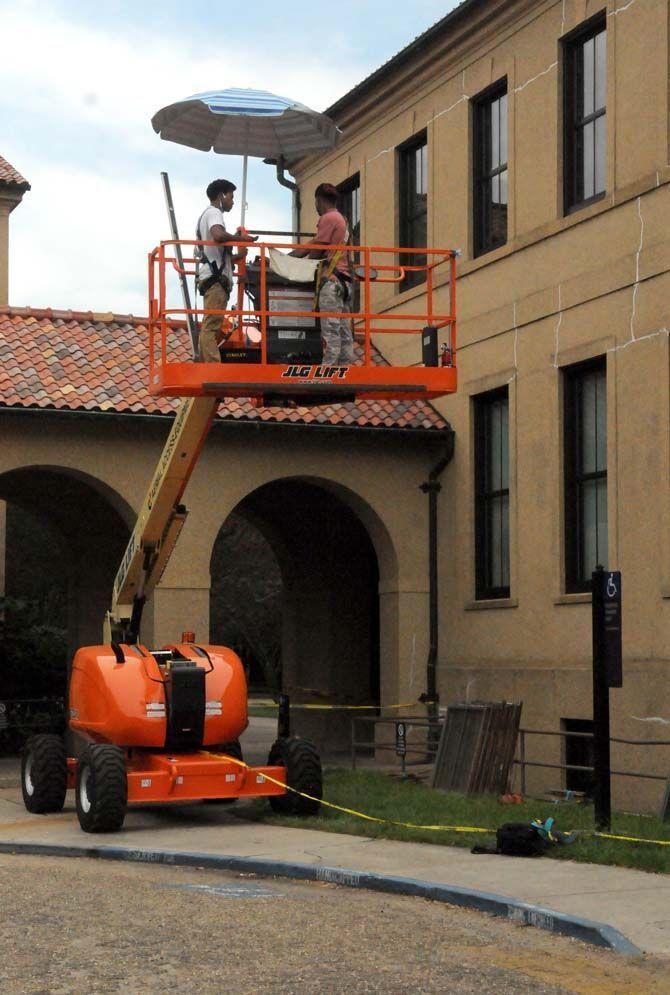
left=0, top=189, right=27, bottom=307
left=379, top=586, right=429, bottom=713
left=143, top=585, right=211, bottom=648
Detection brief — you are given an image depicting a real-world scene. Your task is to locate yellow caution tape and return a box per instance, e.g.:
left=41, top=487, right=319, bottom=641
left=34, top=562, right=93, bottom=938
left=203, top=751, right=670, bottom=847
left=594, top=831, right=670, bottom=847
left=201, top=750, right=489, bottom=834
left=249, top=700, right=436, bottom=711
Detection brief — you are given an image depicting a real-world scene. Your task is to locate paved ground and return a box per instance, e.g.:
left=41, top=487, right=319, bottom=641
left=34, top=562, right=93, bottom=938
left=3, top=784, right=670, bottom=960
left=3, top=718, right=670, bottom=966
left=2, top=854, right=669, bottom=994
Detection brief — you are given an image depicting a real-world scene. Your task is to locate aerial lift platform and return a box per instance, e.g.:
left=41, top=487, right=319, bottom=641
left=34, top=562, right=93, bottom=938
left=20, top=236, right=458, bottom=832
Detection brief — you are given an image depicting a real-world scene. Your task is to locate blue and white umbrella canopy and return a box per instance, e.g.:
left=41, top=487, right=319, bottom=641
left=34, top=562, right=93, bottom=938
left=151, top=87, right=342, bottom=159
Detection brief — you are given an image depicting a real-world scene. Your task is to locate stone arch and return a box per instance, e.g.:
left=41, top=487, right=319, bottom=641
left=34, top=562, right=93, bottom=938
left=209, top=475, right=397, bottom=751
left=0, top=465, right=132, bottom=683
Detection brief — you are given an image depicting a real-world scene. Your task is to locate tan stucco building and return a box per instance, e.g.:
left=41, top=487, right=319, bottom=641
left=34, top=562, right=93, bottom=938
left=290, top=0, right=670, bottom=807
left=3, top=0, right=670, bottom=810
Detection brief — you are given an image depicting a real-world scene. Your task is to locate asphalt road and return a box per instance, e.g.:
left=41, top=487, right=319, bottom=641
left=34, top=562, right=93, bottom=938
left=1, top=855, right=668, bottom=994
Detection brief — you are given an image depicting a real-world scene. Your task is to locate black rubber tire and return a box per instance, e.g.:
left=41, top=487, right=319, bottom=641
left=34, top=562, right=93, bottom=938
left=268, top=737, right=322, bottom=816
left=75, top=744, right=127, bottom=833
left=216, top=740, right=243, bottom=762
left=21, top=734, right=67, bottom=814
left=203, top=740, right=243, bottom=805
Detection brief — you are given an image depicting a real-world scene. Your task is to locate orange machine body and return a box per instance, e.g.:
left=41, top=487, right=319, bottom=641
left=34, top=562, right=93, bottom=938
left=69, top=642, right=248, bottom=748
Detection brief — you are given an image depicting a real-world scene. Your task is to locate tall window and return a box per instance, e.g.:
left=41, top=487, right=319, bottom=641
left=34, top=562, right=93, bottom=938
left=564, top=358, right=607, bottom=592
left=338, top=174, right=361, bottom=311
left=399, top=133, right=428, bottom=290
left=474, top=388, right=510, bottom=599
left=564, top=15, right=606, bottom=213
left=473, top=81, right=508, bottom=257
left=338, top=174, right=360, bottom=246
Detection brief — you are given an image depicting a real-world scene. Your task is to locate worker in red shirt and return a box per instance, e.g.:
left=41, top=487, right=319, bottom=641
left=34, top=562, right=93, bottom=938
left=291, top=183, right=354, bottom=365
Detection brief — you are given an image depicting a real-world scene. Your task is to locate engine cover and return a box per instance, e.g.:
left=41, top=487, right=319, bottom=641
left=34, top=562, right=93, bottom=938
left=164, top=662, right=205, bottom=750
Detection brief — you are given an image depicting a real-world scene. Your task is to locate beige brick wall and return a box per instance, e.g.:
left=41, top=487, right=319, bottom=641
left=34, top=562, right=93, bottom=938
left=292, top=0, right=670, bottom=809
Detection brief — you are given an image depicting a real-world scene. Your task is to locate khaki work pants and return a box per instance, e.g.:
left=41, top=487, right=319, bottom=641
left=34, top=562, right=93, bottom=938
left=319, top=279, right=354, bottom=365
left=199, top=281, right=229, bottom=362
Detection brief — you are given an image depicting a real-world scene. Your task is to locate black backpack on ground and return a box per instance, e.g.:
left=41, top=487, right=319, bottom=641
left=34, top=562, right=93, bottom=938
left=472, top=821, right=548, bottom=857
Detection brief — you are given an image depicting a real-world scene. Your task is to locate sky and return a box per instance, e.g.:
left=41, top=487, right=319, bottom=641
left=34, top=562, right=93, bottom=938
left=1, top=0, right=460, bottom=315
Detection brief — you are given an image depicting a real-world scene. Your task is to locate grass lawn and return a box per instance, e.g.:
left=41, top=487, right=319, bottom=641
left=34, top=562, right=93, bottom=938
left=247, top=704, right=278, bottom=719
left=245, top=768, right=670, bottom=874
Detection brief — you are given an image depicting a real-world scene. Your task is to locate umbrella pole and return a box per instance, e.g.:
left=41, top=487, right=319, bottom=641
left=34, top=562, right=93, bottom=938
left=240, top=154, right=248, bottom=229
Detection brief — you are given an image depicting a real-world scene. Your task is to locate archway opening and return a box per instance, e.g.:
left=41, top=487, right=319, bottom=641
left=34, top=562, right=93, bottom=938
left=210, top=478, right=380, bottom=752
left=0, top=468, right=131, bottom=751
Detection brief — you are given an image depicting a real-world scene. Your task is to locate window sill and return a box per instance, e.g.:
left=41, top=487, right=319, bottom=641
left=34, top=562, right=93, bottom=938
left=554, top=593, right=592, bottom=606
left=464, top=598, right=518, bottom=611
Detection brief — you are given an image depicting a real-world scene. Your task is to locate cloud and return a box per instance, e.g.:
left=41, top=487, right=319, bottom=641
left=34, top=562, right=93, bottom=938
left=9, top=161, right=292, bottom=314
left=0, top=4, right=366, bottom=158
left=2, top=2, right=363, bottom=312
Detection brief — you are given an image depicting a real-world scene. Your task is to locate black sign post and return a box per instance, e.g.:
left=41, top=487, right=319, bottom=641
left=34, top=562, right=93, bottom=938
left=396, top=721, right=407, bottom=778
left=592, top=566, right=622, bottom=831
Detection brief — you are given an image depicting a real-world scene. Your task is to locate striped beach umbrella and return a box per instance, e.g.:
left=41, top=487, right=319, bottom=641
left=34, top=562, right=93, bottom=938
left=152, top=88, right=342, bottom=224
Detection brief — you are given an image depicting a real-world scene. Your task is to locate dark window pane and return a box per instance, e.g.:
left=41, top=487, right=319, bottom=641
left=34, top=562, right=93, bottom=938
left=499, top=94, right=508, bottom=164
left=583, top=121, right=595, bottom=200
left=399, top=134, right=428, bottom=290
left=564, top=359, right=607, bottom=592
left=475, top=388, right=510, bottom=599
left=473, top=81, right=508, bottom=256
left=583, top=37, right=595, bottom=117
left=491, top=99, right=500, bottom=168
left=564, top=18, right=606, bottom=213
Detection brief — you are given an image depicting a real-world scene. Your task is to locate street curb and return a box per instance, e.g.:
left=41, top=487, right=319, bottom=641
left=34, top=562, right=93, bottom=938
left=0, top=840, right=641, bottom=956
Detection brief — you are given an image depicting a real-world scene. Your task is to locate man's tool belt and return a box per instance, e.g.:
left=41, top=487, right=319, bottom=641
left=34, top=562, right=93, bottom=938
left=198, top=273, right=231, bottom=295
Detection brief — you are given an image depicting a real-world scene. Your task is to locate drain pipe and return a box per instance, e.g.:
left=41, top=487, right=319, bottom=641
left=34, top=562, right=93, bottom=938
left=420, top=435, right=455, bottom=753
left=265, top=156, right=301, bottom=237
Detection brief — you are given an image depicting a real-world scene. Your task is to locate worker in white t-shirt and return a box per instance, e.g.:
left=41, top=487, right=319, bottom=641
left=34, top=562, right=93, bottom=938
left=196, top=179, right=256, bottom=362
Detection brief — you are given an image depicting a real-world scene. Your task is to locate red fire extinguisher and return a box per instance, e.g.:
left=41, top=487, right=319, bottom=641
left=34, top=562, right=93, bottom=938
left=440, top=343, right=453, bottom=367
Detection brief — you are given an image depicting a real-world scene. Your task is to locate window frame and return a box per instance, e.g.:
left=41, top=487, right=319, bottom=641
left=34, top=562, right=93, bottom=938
left=474, top=386, right=511, bottom=600
left=398, top=131, right=428, bottom=291
left=337, top=173, right=361, bottom=311
left=563, top=356, right=608, bottom=593
left=563, top=12, right=607, bottom=215
left=473, top=79, right=509, bottom=258
left=337, top=173, right=361, bottom=246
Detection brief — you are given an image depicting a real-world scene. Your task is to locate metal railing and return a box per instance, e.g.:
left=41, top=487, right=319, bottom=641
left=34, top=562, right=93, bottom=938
left=350, top=715, right=442, bottom=772
left=148, top=239, right=458, bottom=371
left=516, top=727, right=670, bottom=795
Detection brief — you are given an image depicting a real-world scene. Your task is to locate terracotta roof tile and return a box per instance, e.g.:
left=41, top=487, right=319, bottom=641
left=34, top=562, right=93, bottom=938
left=0, top=306, right=448, bottom=432
left=0, top=155, right=30, bottom=190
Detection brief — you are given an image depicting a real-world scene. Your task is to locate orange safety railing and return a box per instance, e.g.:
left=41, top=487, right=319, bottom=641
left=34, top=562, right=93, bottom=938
left=147, top=238, right=459, bottom=403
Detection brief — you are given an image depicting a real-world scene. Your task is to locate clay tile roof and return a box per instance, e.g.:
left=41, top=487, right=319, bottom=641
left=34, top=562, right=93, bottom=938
left=0, top=306, right=448, bottom=432
left=0, top=155, right=30, bottom=191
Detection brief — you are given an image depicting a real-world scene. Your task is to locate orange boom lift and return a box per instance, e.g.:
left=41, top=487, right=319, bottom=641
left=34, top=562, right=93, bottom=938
left=20, top=235, right=458, bottom=833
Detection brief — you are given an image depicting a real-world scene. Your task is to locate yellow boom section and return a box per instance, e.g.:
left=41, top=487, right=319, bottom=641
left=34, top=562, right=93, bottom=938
left=103, top=396, right=218, bottom=642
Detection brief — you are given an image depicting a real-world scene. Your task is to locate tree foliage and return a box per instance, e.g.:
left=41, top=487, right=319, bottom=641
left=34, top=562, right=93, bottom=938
left=210, top=513, right=283, bottom=692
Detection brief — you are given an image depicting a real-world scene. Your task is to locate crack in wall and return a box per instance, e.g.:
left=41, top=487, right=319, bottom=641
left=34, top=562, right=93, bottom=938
left=552, top=285, right=563, bottom=368
left=608, top=0, right=637, bottom=16
left=515, top=61, right=558, bottom=94
left=507, top=301, right=519, bottom=385
left=365, top=77, right=470, bottom=167
left=630, top=196, right=644, bottom=342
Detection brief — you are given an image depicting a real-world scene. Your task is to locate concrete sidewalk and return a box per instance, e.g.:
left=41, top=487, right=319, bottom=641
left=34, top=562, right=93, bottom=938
left=1, top=780, right=669, bottom=958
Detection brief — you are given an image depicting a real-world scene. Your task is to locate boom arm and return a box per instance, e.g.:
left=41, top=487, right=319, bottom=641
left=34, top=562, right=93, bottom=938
left=103, top=396, right=218, bottom=644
